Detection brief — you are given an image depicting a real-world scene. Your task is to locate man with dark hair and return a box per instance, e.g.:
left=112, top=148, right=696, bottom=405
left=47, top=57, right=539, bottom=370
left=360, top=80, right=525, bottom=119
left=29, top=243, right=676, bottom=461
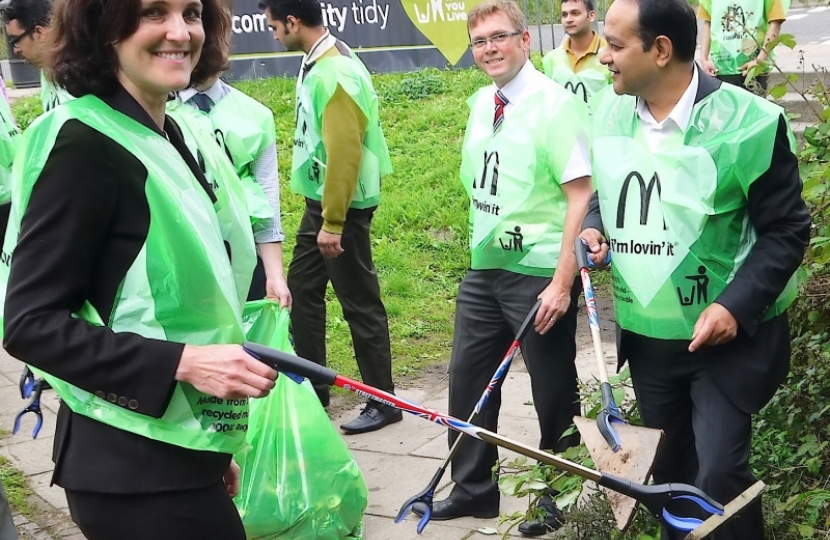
left=579, top=0, right=809, bottom=538
left=699, top=0, right=787, bottom=93
left=1, top=0, right=72, bottom=111
left=259, top=0, right=402, bottom=434
left=541, top=0, right=610, bottom=106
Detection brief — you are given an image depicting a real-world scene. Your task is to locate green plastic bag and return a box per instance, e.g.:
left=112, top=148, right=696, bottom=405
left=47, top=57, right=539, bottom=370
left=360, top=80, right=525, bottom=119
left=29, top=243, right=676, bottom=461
left=236, top=300, right=368, bottom=539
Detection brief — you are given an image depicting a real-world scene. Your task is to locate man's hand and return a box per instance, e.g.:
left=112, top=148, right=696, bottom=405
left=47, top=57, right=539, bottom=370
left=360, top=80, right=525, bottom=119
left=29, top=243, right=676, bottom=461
left=317, top=230, right=344, bottom=259
left=175, top=344, right=278, bottom=400
left=578, top=228, right=610, bottom=270
left=224, top=459, right=241, bottom=498
left=689, top=303, right=738, bottom=352
left=702, top=58, right=718, bottom=76
left=266, top=276, right=292, bottom=311
left=534, top=281, right=571, bottom=335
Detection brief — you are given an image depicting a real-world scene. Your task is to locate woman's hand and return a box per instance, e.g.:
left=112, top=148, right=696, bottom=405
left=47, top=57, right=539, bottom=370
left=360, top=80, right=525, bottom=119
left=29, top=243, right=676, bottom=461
left=224, top=459, right=241, bottom=498
left=175, top=344, right=278, bottom=400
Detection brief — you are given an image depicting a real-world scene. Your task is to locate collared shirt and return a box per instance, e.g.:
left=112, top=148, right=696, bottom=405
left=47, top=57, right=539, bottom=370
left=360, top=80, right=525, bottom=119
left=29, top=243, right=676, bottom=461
left=300, top=29, right=337, bottom=78
left=561, top=31, right=607, bottom=72
left=494, top=60, right=591, bottom=183
left=636, top=67, right=699, bottom=152
left=180, top=80, right=285, bottom=243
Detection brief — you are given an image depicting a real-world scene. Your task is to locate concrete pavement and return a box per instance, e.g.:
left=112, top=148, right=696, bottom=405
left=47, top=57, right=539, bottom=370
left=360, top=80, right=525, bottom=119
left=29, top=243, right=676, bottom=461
left=0, top=297, right=617, bottom=539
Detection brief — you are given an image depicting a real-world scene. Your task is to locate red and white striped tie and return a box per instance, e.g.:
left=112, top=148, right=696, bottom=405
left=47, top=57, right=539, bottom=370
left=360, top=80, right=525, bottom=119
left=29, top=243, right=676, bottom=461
left=493, top=90, right=508, bottom=132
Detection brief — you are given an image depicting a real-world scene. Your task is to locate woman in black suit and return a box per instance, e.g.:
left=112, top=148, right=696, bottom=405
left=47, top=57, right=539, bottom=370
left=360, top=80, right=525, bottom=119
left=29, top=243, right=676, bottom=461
left=2, top=0, right=278, bottom=538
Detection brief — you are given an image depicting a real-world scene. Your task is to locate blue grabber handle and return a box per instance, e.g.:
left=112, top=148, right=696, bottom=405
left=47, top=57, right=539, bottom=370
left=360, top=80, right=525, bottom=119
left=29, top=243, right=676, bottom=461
left=598, top=474, right=724, bottom=532
left=577, top=237, right=612, bottom=269
left=13, top=378, right=45, bottom=439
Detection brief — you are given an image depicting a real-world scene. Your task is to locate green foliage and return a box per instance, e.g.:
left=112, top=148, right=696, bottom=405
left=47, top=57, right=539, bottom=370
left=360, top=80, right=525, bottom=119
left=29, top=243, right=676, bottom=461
left=0, top=455, right=32, bottom=517
left=10, top=95, right=42, bottom=131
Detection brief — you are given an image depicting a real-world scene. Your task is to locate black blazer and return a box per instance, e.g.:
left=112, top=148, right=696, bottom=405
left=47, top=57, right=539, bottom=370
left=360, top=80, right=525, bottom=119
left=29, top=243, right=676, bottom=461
left=3, top=86, right=231, bottom=493
left=582, top=67, right=811, bottom=413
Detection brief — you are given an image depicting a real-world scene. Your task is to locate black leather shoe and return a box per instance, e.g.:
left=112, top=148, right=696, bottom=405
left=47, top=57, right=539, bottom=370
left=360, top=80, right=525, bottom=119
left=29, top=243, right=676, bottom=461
left=411, top=497, right=499, bottom=521
left=339, top=402, right=403, bottom=434
left=518, top=493, right=564, bottom=536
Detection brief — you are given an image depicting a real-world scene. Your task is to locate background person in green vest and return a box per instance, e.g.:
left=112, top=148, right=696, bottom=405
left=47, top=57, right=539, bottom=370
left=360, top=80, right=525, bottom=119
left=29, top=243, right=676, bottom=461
left=0, top=0, right=73, bottom=112
left=180, top=75, right=291, bottom=306
left=259, top=0, right=401, bottom=434
left=698, top=0, right=788, bottom=93
left=2, top=0, right=279, bottom=537
left=541, top=0, right=611, bottom=104
left=580, top=0, right=809, bottom=538
left=411, top=0, right=593, bottom=534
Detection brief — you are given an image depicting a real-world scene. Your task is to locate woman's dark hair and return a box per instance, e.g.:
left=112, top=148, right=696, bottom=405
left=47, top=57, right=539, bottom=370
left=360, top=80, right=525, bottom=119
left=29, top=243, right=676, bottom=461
left=49, top=0, right=231, bottom=97
left=635, top=0, right=696, bottom=62
left=258, top=0, right=323, bottom=27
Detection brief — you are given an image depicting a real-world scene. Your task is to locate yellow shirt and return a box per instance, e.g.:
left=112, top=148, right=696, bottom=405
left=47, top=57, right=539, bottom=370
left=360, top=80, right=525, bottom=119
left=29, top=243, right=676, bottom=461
left=561, top=31, right=607, bottom=73
left=698, top=0, right=786, bottom=22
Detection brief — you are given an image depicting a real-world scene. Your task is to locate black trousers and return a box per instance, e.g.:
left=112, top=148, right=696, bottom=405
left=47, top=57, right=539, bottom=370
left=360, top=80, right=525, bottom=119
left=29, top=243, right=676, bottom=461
left=287, top=209, right=394, bottom=406
left=447, top=269, right=581, bottom=507
left=247, top=255, right=267, bottom=301
left=717, top=73, right=769, bottom=95
left=65, top=481, right=246, bottom=540
left=623, top=332, right=763, bottom=540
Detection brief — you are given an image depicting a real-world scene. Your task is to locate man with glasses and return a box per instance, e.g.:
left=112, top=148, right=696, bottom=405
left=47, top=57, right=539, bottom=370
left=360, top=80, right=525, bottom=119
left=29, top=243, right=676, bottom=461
left=542, top=0, right=611, bottom=106
left=413, top=0, right=592, bottom=535
left=2, top=0, right=72, bottom=111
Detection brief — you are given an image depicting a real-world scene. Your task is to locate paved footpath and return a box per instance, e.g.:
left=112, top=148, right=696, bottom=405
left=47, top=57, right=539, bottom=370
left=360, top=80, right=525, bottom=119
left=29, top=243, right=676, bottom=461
left=0, top=298, right=617, bottom=539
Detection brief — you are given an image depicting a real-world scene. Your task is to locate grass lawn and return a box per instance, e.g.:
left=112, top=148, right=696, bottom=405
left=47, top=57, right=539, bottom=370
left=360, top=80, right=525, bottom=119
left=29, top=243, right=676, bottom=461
left=10, top=61, right=591, bottom=393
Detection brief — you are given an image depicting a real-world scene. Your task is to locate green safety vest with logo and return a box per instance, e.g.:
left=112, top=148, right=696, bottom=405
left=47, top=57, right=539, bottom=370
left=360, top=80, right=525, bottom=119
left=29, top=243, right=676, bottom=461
left=542, top=47, right=611, bottom=110
left=592, top=84, right=798, bottom=339
left=40, top=71, right=75, bottom=113
left=292, top=47, right=392, bottom=209
left=166, top=99, right=273, bottom=235
left=0, top=96, right=257, bottom=453
left=701, top=0, right=790, bottom=76
left=0, top=94, right=21, bottom=204
left=461, top=80, right=589, bottom=277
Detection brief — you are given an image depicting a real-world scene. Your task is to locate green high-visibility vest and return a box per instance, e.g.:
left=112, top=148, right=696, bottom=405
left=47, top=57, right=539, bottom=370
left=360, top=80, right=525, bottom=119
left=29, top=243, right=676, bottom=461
left=167, top=99, right=274, bottom=234
left=592, top=83, right=797, bottom=339
left=40, top=71, right=74, bottom=112
left=0, top=95, right=257, bottom=453
left=701, top=0, right=790, bottom=76
left=461, top=80, right=589, bottom=277
left=0, top=94, right=21, bottom=204
left=542, top=47, right=611, bottom=109
left=292, top=46, right=392, bottom=209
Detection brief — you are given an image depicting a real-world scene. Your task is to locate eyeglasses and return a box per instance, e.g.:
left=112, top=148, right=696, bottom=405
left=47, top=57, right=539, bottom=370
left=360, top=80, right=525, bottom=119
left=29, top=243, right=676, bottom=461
left=8, top=27, right=34, bottom=49
left=471, top=31, right=522, bottom=49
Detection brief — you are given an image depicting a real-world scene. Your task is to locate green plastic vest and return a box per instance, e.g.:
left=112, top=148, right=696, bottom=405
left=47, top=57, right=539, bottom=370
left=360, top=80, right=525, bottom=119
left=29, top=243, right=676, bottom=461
left=0, top=95, right=21, bottom=204
left=292, top=47, right=392, bottom=209
left=542, top=47, right=611, bottom=109
left=0, top=95, right=257, bottom=453
left=461, top=80, right=589, bottom=277
left=40, top=71, right=74, bottom=112
left=166, top=99, right=274, bottom=234
left=591, top=84, right=798, bottom=339
left=701, top=0, right=790, bottom=76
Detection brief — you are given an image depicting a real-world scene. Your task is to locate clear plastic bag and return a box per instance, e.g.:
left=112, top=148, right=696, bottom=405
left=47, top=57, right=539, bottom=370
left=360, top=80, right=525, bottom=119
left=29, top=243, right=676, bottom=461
left=236, top=300, right=367, bottom=539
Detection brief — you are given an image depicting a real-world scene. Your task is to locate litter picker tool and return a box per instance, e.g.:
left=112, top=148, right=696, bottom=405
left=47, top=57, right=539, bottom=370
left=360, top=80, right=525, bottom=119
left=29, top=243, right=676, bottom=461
left=244, top=343, right=732, bottom=534
left=574, top=238, right=664, bottom=530
left=394, top=299, right=541, bottom=533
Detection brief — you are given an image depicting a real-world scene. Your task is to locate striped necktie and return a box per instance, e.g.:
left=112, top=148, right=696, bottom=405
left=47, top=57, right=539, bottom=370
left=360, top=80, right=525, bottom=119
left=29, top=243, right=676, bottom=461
left=493, top=90, right=508, bottom=132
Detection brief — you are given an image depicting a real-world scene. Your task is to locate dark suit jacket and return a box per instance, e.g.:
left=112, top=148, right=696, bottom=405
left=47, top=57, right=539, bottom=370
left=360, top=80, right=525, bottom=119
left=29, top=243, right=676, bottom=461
left=582, top=67, right=811, bottom=413
left=3, top=86, right=231, bottom=493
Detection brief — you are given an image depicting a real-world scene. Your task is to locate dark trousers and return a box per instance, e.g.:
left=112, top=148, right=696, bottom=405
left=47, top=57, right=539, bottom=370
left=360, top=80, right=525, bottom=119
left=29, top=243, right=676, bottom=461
left=247, top=255, right=266, bottom=301
left=65, top=481, right=246, bottom=540
left=448, top=270, right=581, bottom=507
left=623, top=333, right=763, bottom=540
left=287, top=209, right=394, bottom=406
left=717, top=73, right=769, bottom=95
